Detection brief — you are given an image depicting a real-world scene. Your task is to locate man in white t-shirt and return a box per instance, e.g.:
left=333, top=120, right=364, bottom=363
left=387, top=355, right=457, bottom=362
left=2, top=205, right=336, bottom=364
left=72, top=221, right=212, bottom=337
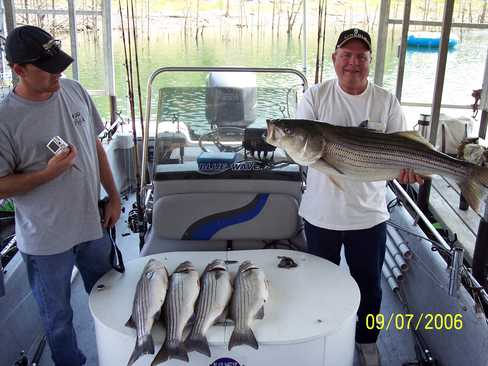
left=296, top=28, right=423, bottom=366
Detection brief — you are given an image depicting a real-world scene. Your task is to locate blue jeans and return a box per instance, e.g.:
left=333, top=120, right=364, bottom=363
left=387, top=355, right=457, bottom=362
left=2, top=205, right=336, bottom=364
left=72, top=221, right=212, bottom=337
left=304, top=220, right=386, bottom=343
left=22, top=233, right=113, bottom=366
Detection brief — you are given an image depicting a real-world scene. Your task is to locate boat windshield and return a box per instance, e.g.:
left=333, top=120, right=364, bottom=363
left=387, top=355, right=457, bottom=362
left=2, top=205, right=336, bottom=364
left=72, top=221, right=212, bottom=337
left=155, top=72, right=303, bottom=138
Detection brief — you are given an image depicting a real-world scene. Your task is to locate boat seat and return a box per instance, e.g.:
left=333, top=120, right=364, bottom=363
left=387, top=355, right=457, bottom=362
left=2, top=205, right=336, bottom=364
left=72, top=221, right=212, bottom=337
left=141, top=162, right=305, bottom=255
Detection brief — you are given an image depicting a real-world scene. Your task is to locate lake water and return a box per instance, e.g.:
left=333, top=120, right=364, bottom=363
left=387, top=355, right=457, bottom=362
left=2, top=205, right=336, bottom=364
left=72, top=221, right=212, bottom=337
left=65, top=26, right=488, bottom=133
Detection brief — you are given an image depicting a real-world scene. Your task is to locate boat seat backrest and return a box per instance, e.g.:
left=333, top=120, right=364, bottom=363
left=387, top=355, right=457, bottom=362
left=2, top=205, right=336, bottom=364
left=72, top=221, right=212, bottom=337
left=140, top=163, right=304, bottom=256
left=152, top=192, right=298, bottom=241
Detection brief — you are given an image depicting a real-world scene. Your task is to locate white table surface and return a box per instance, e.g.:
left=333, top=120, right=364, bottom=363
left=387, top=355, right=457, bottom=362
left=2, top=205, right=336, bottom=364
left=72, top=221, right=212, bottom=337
left=89, top=249, right=360, bottom=346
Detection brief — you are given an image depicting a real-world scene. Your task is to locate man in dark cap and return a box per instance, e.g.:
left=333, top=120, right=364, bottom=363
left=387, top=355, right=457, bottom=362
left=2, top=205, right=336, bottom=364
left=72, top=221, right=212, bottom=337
left=296, top=28, right=423, bottom=366
left=0, top=25, right=121, bottom=365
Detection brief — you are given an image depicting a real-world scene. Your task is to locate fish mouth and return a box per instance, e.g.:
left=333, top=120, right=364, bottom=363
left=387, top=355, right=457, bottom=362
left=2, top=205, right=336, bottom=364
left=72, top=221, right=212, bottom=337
left=174, top=261, right=195, bottom=273
left=206, top=259, right=227, bottom=272
left=265, top=119, right=282, bottom=147
left=239, top=260, right=259, bottom=272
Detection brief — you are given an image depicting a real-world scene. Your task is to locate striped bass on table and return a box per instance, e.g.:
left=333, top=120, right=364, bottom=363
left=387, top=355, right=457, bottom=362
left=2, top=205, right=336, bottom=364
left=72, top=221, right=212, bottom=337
left=152, top=261, right=200, bottom=365
left=186, top=259, right=233, bottom=357
left=229, top=260, right=268, bottom=351
left=126, top=259, right=169, bottom=366
left=265, top=118, right=488, bottom=215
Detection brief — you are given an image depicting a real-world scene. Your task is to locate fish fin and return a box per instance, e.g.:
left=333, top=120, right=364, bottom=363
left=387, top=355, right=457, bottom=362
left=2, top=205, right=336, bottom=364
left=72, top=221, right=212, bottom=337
left=310, top=159, right=344, bottom=176
left=125, top=315, right=136, bottom=329
left=151, top=344, right=168, bottom=366
left=228, top=326, right=259, bottom=351
left=127, top=335, right=155, bottom=366
left=165, top=340, right=189, bottom=362
left=473, top=165, right=488, bottom=188
left=328, top=175, right=344, bottom=191
left=183, top=322, right=193, bottom=340
left=255, top=306, right=265, bottom=320
left=215, top=307, right=229, bottom=324
left=392, top=131, right=435, bottom=149
left=186, top=333, right=211, bottom=357
left=459, top=169, right=488, bottom=215
left=186, top=313, right=196, bottom=326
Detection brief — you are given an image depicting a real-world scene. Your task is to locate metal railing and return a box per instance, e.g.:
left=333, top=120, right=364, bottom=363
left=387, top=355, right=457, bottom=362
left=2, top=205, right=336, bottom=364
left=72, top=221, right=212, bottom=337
left=392, top=180, right=488, bottom=304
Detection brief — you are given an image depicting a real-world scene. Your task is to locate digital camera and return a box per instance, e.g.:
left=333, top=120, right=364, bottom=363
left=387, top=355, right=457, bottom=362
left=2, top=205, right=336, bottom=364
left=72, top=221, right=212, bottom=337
left=46, top=136, right=69, bottom=155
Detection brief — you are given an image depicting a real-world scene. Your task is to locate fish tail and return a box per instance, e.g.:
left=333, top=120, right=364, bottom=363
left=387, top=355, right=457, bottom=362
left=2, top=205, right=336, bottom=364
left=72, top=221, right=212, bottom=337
left=228, top=326, right=259, bottom=351
left=150, top=344, right=168, bottom=366
left=127, top=335, right=155, bottom=366
left=474, top=166, right=488, bottom=187
left=460, top=166, right=488, bottom=214
left=165, top=339, right=189, bottom=362
left=186, top=331, right=211, bottom=357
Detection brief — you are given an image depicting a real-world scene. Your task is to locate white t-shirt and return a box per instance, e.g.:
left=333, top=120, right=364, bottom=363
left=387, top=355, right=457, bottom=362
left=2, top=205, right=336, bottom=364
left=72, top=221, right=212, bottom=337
left=296, top=79, right=407, bottom=230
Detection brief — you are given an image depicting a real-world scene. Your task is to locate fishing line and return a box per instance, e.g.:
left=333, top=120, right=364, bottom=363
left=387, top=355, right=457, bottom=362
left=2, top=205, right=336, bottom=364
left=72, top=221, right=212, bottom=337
left=386, top=220, right=450, bottom=256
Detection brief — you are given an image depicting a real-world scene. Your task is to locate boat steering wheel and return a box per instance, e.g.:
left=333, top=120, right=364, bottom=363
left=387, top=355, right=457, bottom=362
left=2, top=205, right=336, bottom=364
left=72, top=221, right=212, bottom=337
left=198, top=126, right=245, bottom=153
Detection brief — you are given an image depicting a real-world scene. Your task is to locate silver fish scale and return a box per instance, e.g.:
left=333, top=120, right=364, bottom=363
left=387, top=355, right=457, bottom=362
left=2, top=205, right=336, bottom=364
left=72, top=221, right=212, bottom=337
left=193, top=271, right=218, bottom=334
left=133, top=264, right=167, bottom=340
left=235, top=270, right=260, bottom=329
left=325, top=136, right=470, bottom=179
left=166, top=277, right=183, bottom=341
left=135, top=275, right=150, bottom=340
left=165, top=270, right=199, bottom=343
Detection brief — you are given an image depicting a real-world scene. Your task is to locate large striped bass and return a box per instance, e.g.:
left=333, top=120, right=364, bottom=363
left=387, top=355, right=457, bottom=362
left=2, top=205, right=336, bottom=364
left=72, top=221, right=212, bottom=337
left=126, top=259, right=169, bottom=366
left=228, top=260, right=268, bottom=351
left=152, top=261, right=200, bottom=365
left=266, top=118, right=488, bottom=214
left=186, top=259, right=233, bottom=357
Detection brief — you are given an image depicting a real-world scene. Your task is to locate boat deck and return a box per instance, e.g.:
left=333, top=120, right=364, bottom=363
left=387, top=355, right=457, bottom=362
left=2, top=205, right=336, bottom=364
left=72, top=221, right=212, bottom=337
left=36, top=196, right=417, bottom=366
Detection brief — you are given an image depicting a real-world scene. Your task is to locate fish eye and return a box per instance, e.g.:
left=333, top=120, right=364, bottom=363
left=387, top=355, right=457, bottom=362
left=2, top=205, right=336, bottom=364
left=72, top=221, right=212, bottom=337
left=283, top=127, right=293, bottom=135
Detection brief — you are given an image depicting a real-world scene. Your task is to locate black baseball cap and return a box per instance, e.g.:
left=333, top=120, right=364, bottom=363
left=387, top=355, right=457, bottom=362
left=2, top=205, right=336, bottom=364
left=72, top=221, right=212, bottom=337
left=5, top=25, right=73, bottom=74
left=336, top=28, right=372, bottom=51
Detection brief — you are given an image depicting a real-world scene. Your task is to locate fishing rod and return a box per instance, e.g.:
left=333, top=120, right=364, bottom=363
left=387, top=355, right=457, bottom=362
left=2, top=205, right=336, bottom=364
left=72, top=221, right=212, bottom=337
left=130, top=0, right=145, bottom=138
left=118, top=0, right=146, bottom=249
left=397, top=287, right=438, bottom=366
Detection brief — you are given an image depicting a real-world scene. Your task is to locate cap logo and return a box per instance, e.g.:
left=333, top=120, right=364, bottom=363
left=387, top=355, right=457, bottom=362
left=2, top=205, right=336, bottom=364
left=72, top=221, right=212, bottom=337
left=42, top=39, right=61, bottom=57
left=354, top=28, right=359, bottom=35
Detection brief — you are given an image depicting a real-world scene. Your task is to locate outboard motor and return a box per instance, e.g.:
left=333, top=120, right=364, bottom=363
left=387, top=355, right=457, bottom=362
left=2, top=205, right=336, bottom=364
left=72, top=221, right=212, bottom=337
left=206, top=71, right=257, bottom=128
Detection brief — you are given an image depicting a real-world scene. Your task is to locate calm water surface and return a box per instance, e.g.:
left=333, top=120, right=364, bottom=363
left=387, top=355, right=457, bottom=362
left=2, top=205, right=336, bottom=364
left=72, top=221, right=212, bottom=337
left=66, top=26, right=487, bottom=133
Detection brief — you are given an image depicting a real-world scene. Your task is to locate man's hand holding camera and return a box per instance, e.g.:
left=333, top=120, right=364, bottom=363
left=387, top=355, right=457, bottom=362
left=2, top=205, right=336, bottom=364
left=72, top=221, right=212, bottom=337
left=45, top=144, right=78, bottom=179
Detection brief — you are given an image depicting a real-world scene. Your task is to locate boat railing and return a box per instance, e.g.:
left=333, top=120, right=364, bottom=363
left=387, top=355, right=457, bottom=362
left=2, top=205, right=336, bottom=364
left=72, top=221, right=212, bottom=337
left=391, top=179, right=488, bottom=305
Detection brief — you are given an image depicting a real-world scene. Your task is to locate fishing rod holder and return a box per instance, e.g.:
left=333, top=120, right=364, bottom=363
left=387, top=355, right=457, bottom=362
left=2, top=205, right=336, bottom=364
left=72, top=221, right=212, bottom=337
left=448, top=247, right=464, bottom=297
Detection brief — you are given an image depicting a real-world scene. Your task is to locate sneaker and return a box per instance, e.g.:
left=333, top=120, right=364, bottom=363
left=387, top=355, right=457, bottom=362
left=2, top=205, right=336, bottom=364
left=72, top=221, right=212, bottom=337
left=357, top=342, right=381, bottom=366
